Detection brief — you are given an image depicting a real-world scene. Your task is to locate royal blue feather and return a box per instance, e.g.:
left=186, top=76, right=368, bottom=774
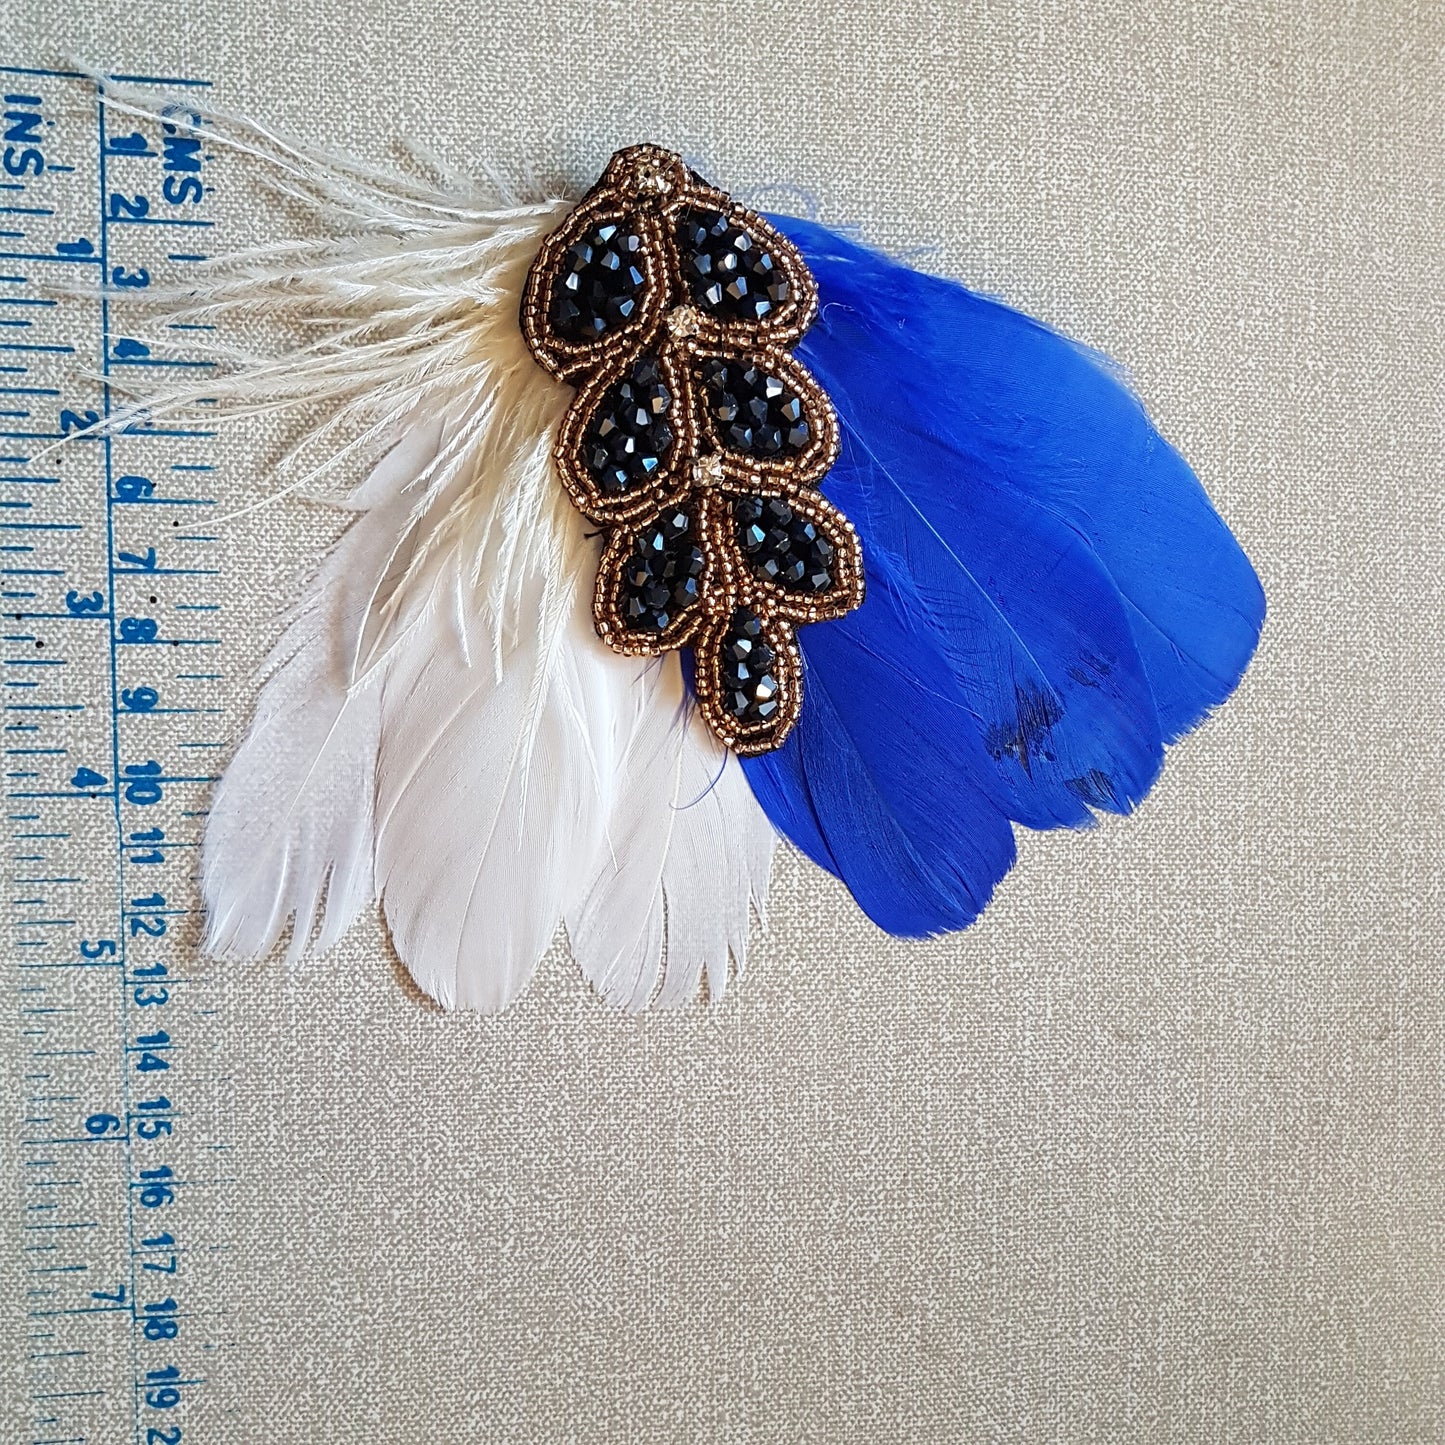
left=739, top=216, right=1265, bottom=936
left=743, top=541, right=1018, bottom=936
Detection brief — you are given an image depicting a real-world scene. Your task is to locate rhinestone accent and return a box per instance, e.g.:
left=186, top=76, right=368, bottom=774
left=666, top=304, right=702, bottom=339
left=691, top=452, right=724, bottom=485
left=632, top=159, right=673, bottom=196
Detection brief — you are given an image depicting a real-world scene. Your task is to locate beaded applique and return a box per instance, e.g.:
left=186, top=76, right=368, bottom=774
left=520, top=144, right=865, bottom=756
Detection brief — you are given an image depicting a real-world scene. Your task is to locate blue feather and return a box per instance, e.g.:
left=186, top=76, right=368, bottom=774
left=814, top=367, right=1165, bottom=829
left=777, top=217, right=1267, bottom=742
left=737, top=216, right=1264, bottom=935
left=743, top=543, right=1017, bottom=937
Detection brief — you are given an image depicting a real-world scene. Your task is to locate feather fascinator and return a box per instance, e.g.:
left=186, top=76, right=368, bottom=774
left=114, top=101, right=1264, bottom=1011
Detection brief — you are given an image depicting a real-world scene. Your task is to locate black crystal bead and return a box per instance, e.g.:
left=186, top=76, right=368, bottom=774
left=733, top=495, right=835, bottom=593
left=675, top=208, right=790, bottom=323
left=697, top=358, right=810, bottom=458
left=583, top=356, right=675, bottom=495
left=718, top=608, right=780, bottom=724
left=619, top=508, right=705, bottom=634
left=550, top=222, right=647, bottom=343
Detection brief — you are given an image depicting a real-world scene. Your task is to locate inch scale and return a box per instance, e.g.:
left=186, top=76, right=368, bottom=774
left=3, top=67, right=231, bottom=1444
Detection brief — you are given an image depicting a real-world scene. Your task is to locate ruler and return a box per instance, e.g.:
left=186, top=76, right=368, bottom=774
left=3, top=66, right=231, bottom=1444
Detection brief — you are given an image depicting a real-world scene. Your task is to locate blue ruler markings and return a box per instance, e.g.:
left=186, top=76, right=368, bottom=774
left=4, top=66, right=232, bottom=1445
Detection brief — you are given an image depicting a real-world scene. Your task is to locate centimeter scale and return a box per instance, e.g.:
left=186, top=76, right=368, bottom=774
left=3, top=66, right=232, bottom=1444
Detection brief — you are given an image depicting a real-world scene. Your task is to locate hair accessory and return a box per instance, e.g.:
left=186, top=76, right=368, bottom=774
left=105, top=96, right=1264, bottom=1011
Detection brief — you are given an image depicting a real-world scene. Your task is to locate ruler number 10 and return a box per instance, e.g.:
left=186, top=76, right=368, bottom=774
left=123, top=760, right=164, bottom=806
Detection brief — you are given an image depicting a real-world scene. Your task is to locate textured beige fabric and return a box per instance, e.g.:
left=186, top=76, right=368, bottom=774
left=4, top=1, right=1444, bottom=1441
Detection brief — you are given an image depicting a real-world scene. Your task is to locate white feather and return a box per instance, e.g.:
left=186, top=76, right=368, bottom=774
left=200, top=422, right=441, bottom=964
left=657, top=723, right=777, bottom=1007
left=566, top=657, right=777, bottom=1011
left=371, top=557, right=623, bottom=1011
left=104, top=89, right=779, bottom=1010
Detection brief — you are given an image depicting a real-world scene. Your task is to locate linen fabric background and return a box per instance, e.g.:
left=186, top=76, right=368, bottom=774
left=3, top=1, right=1443, bottom=1441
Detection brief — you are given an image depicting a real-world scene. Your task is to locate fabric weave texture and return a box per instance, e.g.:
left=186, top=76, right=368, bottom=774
left=2, top=1, right=1442, bottom=1440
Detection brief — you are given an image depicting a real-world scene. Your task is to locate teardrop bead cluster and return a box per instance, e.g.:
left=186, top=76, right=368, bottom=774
left=520, top=145, right=865, bottom=754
